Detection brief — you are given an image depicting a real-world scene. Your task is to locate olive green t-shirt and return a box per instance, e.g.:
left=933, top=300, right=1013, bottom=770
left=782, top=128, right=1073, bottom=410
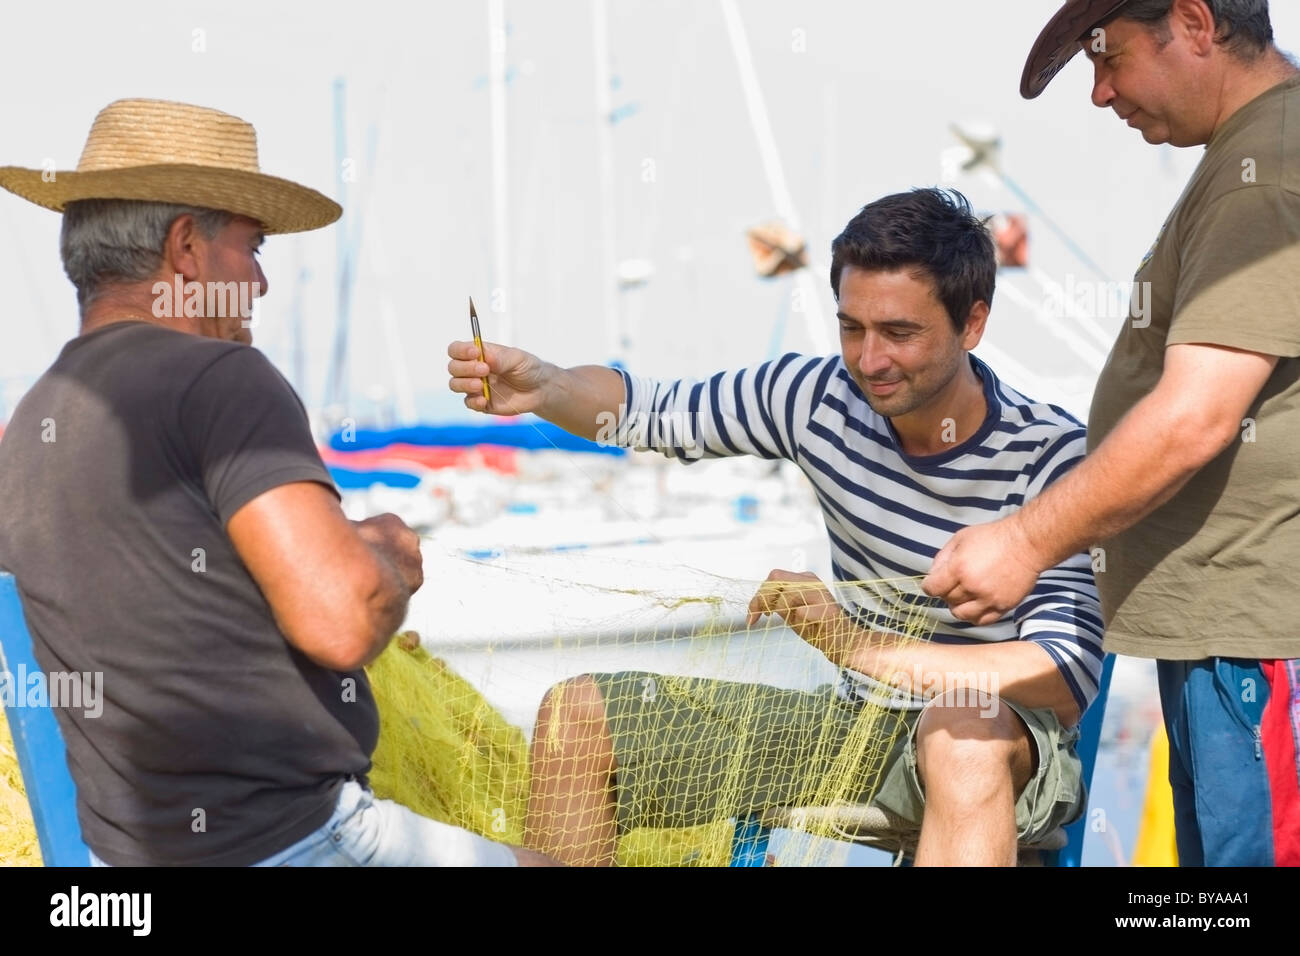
left=1088, top=74, right=1300, bottom=660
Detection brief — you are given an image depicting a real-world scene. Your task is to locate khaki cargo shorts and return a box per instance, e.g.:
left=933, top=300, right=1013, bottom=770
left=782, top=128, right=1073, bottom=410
left=588, top=670, right=1085, bottom=844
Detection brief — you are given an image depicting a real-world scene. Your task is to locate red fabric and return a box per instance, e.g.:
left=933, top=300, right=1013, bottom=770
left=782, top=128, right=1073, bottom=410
left=1261, top=659, right=1300, bottom=866
left=319, top=443, right=517, bottom=474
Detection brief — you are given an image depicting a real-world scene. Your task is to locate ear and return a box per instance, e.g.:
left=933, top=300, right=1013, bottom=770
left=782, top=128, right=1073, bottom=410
left=960, top=300, right=990, bottom=351
left=159, top=214, right=205, bottom=284
left=1171, top=0, right=1217, bottom=55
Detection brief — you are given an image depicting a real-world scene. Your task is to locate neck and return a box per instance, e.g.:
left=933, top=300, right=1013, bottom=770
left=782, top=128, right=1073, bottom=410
left=1212, top=50, right=1299, bottom=137
left=80, top=281, right=198, bottom=337
left=889, top=356, right=987, bottom=457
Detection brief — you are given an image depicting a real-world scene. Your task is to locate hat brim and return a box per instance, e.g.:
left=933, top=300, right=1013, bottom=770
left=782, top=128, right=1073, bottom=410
left=0, top=164, right=341, bottom=234
left=1020, top=0, right=1131, bottom=100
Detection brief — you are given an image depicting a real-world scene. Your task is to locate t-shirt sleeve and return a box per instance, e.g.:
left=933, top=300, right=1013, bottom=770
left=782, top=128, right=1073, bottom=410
left=614, top=354, right=827, bottom=464
left=1013, top=427, right=1105, bottom=716
left=179, top=347, right=339, bottom=525
left=1166, top=185, right=1300, bottom=357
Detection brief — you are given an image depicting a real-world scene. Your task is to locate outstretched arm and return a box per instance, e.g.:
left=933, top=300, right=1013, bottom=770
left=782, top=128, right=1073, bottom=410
left=749, top=570, right=1086, bottom=726
left=450, top=339, right=823, bottom=461
left=923, top=342, right=1277, bottom=625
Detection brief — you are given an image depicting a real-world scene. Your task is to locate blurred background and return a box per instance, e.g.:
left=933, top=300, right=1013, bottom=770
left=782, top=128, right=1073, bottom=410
left=9, top=0, right=1284, bottom=419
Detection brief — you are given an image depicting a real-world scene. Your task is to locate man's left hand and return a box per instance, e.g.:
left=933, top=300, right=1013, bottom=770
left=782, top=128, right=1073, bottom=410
left=923, top=515, right=1045, bottom=626
left=746, top=569, right=855, bottom=657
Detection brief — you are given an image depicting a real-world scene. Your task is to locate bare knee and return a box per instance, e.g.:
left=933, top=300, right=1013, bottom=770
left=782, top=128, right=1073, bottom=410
left=533, top=675, right=613, bottom=764
left=914, top=691, right=1034, bottom=800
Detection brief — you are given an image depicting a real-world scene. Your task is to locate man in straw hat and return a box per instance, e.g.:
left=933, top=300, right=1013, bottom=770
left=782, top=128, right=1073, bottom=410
left=0, top=98, right=551, bottom=866
left=924, top=0, right=1300, bottom=866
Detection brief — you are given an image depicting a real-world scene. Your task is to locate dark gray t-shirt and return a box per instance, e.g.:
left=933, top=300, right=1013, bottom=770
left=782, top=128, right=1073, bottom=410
left=0, top=321, right=379, bottom=866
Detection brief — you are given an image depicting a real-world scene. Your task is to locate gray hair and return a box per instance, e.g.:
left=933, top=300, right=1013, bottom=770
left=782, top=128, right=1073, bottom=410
left=1102, top=0, right=1274, bottom=59
left=60, top=199, right=233, bottom=311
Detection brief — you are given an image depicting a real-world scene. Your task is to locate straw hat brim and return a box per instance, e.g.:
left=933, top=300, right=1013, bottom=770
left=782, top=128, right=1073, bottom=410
left=0, top=163, right=341, bottom=234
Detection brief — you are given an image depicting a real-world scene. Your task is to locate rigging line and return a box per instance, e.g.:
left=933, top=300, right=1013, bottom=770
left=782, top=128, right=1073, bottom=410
left=718, top=0, right=831, bottom=355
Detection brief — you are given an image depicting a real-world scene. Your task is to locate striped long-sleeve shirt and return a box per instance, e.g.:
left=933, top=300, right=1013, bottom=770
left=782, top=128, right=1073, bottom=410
left=613, top=353, right=1105, bottom=715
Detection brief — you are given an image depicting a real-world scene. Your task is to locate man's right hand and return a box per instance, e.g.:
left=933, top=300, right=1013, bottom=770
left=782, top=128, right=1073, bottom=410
left=447, top=339, right=626, bottom=443
left=447, top=340, right=550, bottom=416
left=353, top=513, right=424, bottom=595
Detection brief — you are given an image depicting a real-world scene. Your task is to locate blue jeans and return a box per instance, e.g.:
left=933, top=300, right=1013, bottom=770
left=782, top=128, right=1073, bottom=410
left=90, top=781, right=518, bottom=867
left=1157, top=657, right=1277, bottom=867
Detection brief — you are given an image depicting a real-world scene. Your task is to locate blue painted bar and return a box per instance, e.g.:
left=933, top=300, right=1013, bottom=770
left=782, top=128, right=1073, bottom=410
left=0, top=573, right=90, bottom=866
left=1048, top=652, right=1116, bottom=867
left=729, top=813, right=769, bottom=867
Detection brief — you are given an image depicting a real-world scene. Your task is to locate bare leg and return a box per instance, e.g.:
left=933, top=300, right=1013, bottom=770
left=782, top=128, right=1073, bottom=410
left=525, top=675, right=620, bottom=866
left=510, top=846, right=564, bottom=866
left=912, top=690, right=1035, bottom=866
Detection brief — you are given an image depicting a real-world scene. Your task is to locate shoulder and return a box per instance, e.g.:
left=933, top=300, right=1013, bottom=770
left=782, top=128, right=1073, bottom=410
left=979, top=358, right=1087, bottom=454
left=86, top=322, right=270, bottom=384
left=174, top=339, right=300, bottom=418
left=1187, top=86, right=1300, bottom=210
left=160, top=334, right=286, bottom=390
left=745, top=352, right=845, bottom=403
left=767, top=352, right=841, bottom=380
left=778, top=352, right=851, bottom=396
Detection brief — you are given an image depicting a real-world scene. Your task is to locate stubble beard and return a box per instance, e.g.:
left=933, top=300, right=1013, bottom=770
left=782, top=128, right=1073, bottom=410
left=863, top=346, right=967, bottom=420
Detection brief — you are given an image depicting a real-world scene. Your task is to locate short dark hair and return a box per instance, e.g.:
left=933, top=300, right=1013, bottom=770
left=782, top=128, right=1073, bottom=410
left=829, top=188, right=996, bottom=333
left=1100, top=0, right=1274, bottom=60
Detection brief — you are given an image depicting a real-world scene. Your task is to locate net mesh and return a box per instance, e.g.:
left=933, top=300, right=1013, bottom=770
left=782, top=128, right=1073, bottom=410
left=379, top=555, right=936, bottom=866
left=0, top=557, right=936, bottom=867
left=0, top=709, right=41, bottom=866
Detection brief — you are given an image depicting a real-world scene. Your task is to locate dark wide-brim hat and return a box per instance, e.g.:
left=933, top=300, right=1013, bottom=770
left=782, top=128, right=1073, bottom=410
left=1021, top=0, right=1133, bottom=99
left=0, top=98, right=341, bottom=234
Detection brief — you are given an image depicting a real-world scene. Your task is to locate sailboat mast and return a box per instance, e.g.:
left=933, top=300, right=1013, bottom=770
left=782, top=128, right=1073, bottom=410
left=719, top=0, right=832, bottom=355
left=591, top=0, right=622, bottom=362
left=326, top=77, right=353, bottom=414
left=488, top=0, right=514, bottom=346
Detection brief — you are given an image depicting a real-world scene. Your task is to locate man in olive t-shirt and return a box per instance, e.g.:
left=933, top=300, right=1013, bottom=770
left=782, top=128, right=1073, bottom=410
left=923, top=0, right=1300, bottom=866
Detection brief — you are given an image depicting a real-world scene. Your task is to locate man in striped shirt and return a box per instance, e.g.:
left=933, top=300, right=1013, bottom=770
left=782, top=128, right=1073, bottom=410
left=448, top=188, right=1103, bottom=865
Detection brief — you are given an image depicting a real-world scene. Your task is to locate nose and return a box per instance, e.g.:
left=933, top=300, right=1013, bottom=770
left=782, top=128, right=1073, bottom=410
left=1091, top=60, right=1116, bottom=109
left=254, top=260, right=269, bottom=298
left=858, top=333, right=893, bottom=379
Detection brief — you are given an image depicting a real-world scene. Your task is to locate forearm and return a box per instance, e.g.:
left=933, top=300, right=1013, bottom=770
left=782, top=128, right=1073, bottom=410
left=356, top=546, right=411, bottom=664
left=830, top=632, right=1081, bottom=727
left=535, top=364, right=627, bottom=441
left=1014, top=386, right=1230, bottom=569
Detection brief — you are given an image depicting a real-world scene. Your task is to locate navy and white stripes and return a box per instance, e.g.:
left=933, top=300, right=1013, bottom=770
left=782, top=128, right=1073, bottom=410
left=614, top=353, right=1105, bottom=714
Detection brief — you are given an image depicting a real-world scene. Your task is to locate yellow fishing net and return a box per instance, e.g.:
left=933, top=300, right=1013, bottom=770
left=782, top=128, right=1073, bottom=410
left=0, top=709, right=41, bottom=866
left=1, top=569, right=934, bottom=867
left=373, top=566, right=935, bottom=867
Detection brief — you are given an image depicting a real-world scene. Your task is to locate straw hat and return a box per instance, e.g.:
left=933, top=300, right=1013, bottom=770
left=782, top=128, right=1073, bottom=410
left=0, top=98, right=341, bottom=233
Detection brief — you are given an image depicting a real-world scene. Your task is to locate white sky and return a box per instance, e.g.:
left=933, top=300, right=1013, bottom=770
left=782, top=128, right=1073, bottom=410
left=2, top=0, right=1297, bottom=423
